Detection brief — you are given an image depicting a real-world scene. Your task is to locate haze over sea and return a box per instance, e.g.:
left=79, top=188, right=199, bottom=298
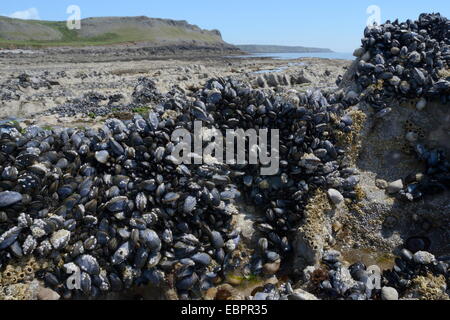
left=234, top=52, right=354, bottom=60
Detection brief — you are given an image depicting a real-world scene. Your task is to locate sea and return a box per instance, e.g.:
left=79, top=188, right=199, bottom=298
left=230, top=52, right=354, bottom=61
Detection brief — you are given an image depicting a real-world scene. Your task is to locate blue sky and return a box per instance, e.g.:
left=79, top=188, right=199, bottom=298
left=1, top=0, right=449, bottom=52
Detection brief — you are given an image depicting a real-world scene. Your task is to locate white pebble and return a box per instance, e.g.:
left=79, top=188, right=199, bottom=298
left=381, top=287, right=399, bottom=300
left=327, top=189, right=344, bottom=205
left=413, top=251, right=435, bottom=265
left=416, top=98, right=427, bottom=111
left=387, top=180, right=404, bottom=194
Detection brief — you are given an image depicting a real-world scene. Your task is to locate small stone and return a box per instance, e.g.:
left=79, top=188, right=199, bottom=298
left=375, top=179, right=388, bottom=189
left=289, top=289, right=319, bottom=300
left=416, top=98, right=427, bottom=111
left=253, top=292, right=268, bottom=300
left=413, top=251, right=435, bottom=265
left=263, top=260, right=281, bottom=275
left=332, top=221, right=343, bottom=233
left=389, top=76, right=401, bottom=86
left=95, top=150, right=109, bottom=164
left=405, top=132, right=419, bottom=143
left=37, top=287, right=61, bottom=300
left=258, top=180, right=270, bottom=190
left=381, top=287, right=399, bottom=300
left=390, top=47, right=400, bottom=55
left=387, top=180, right=404, bottom=194
left=415, top=173, right=425, bottom=182
left=327, top=189, right=344, bottom=205
left=224, top=239, right=236, bottom=252
left=226, top=273, right=243, bottom=286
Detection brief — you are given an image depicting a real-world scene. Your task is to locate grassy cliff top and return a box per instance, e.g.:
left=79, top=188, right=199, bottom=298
left=0, top=16, right=227, bottom=48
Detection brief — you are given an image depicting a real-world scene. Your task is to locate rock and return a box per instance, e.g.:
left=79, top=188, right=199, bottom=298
left=416, top=98, right=427, bottom=111
left=332, top=221, right=343, bottom=233
left=375, top=179, right=388, bottom=189
left=289, top=289, right=319, bottom=300
left=95, top=150, right=109, bottom=164
left=327, top=189, right=344, bottom=205
left=387, top=180, right=404, bottom=194
left=37, top=287, right=61, bottom=300
left=50, top=229, right=71, bottom=250
left=391, top=47, right=400, bottom=55
left=413, top=251, right=436, bottom=265
left=0, top=191, right=23, bottom=208
left=253, top=292, right=268, bottom=300
left=405, top=132, right=419, bottom=143
left=294, top=230, right=325, bottom=269
left=381, top=287, right=399, bottom=300
left=263, top=260, right=281, bottom=275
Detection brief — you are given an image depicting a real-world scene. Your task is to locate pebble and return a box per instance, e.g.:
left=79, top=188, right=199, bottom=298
left=416, top=98, right=427, bottom=111
left=289, top=289, right=319, bottom=300
left=263, top=260, right=281, bottom=275
left=327, top=188, right=344, bottom=205
left=375, top=179, right=388, bottom=189
left=413, top=251, right=435, bottom=265
left=332, top=221, right=343, bottom=233
left=37, top=287, right=61, bottom=300
left=381, top=287, right=399, bottom=300
left=405, top=132, right=419, bottom=143
left=387, top=180, right=404, bottom=194
left=95, top=150, right=109, bottom=164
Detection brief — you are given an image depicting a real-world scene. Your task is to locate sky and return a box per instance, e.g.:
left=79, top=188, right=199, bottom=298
left=1, top=0, right=450, bottom=52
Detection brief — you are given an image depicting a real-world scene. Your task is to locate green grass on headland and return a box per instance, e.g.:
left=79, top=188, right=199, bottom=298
left=0, top=16, right=223, bottom=48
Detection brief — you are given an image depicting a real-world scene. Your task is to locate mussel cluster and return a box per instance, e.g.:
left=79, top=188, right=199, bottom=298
left=250, top=245, right=449, bottom=300
left=399, top=144, right=450, bottom=201
left=353, top=13, right=450, bottom=201
left=1, top=12, right=449, bottom=301
left=354, top=13, right=450, bottom=109
left=0, top=76, right=355, bottom=299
